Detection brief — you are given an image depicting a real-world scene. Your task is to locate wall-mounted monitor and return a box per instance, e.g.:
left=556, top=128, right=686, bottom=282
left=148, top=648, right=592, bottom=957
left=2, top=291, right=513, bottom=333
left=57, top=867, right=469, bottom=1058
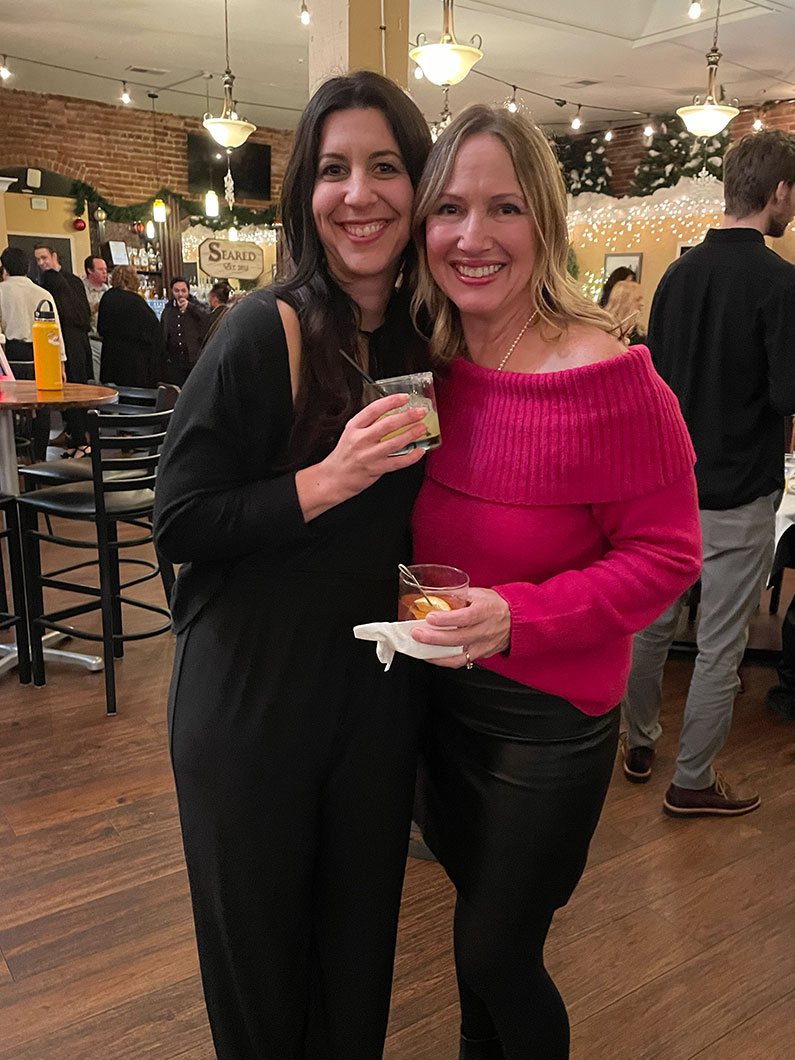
left=187, top=133, right=271, bottom=202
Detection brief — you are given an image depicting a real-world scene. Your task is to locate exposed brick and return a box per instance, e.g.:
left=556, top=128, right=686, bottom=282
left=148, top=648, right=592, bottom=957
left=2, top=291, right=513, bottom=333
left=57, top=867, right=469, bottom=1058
left=0, top=86, right=294, bottom=209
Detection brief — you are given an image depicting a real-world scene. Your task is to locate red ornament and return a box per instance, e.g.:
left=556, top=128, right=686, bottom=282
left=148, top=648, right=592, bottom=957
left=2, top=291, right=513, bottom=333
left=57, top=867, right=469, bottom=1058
left=73, top=217, right=87, bottom=231
left=135, top=222, right=144, bottom=234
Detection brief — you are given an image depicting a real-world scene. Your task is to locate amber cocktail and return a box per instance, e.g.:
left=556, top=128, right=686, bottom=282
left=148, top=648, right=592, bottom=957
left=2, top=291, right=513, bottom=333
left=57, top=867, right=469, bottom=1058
left=398, top=564, right=469, bottom=621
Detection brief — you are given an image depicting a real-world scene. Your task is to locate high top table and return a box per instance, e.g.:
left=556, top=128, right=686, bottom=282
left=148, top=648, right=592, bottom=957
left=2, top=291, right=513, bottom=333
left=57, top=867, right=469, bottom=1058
left=0, top=380, right=118, bottom=677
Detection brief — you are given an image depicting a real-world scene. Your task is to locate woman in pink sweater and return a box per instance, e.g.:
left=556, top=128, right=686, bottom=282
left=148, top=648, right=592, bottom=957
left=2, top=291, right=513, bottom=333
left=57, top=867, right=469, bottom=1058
left=409, top=107, right=702, bottom=1060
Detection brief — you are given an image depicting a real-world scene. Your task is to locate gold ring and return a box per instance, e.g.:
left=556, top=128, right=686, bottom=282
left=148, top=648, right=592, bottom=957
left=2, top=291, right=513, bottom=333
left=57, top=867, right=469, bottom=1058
left=465, top=652, right=473, bottom=670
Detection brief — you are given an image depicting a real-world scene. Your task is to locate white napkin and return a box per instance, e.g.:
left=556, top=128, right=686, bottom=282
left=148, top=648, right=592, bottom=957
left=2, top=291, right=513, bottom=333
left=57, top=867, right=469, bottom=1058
left=353, top=620, right=463, bottom=671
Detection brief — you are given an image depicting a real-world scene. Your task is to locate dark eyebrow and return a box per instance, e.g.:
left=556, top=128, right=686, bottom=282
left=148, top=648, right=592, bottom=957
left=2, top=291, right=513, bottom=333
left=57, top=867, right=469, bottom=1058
left=318, top=149, right=403, bottom=163
left=438, top=191, right=524, bottom=202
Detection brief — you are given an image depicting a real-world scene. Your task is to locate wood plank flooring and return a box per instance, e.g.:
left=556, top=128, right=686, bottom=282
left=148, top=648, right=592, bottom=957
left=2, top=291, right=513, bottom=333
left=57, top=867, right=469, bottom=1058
left=2, top=520, right=795, bottom=1059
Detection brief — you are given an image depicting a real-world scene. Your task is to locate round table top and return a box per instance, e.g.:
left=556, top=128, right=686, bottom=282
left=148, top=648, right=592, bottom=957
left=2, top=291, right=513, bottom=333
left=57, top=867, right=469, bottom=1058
left=0, top=380, right=118, bottom=411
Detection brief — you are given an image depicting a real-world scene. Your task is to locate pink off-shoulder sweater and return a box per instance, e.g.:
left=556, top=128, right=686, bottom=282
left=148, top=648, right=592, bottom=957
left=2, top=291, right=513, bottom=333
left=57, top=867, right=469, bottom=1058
left=411, top=346, right=702, bottom=716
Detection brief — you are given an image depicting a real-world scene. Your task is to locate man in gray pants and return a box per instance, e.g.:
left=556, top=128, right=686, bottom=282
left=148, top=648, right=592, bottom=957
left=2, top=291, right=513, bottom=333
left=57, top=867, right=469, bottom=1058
left=622, top=130, right=795, bottom=818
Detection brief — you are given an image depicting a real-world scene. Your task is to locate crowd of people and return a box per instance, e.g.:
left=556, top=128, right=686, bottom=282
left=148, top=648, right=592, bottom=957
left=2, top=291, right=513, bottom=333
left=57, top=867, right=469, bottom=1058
left=4, top=66, right=795, bottom=1060
left=0, top=246, right=233, bottom=453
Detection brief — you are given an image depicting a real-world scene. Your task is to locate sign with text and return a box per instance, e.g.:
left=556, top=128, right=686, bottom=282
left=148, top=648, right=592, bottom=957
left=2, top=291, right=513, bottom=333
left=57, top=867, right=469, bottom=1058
left=198, top=238, right=264, bottom=280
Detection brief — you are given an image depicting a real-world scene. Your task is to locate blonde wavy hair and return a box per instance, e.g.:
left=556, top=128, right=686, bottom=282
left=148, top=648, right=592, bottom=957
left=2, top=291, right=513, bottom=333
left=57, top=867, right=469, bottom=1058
left=111, top=264, right=140, bottom=292
left=606, top=279, right=644, bottom=341
left=411, top=105, right=618, bottom=363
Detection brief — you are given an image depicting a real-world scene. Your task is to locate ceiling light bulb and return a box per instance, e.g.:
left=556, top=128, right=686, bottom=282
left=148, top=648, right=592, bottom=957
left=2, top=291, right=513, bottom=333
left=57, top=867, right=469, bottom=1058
left=0, top=57, right=10, bottom=81
left=409, top=0, right=483, bottom=86
left=753, top=116, right=764, bottom=131
left=300, top=2, right=310, bottom=25
left=571, top=109, right=582, bottom=130
left=604, top=127, right=614, bottom=142
left=644, top=121, right=655, bottom=137
left=121, top=82, right=132, bottom=105
left=506, top=88, right=518, bottom=114
left=414, top=65, right=424, bottom=80
left=688, top=2, right=702, bottom=19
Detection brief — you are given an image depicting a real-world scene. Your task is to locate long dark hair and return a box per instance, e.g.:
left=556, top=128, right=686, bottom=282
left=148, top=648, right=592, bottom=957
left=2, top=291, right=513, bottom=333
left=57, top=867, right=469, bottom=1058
left=275, top=71, right=431, bottom=466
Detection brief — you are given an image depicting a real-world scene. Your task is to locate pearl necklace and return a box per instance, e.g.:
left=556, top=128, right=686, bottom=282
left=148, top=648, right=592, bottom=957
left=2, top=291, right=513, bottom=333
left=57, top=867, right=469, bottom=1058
left=496, top=310, right=539, bottom=371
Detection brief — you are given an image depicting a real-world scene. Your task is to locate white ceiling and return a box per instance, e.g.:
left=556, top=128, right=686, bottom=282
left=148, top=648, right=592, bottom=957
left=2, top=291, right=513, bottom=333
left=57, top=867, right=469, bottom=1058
left=1, top=0, right=794, bottom=133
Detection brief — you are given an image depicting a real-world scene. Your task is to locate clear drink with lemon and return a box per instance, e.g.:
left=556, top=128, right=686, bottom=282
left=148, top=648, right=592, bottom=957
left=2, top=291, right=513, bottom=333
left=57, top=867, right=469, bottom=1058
left=366, top=371, right=441, bottom=456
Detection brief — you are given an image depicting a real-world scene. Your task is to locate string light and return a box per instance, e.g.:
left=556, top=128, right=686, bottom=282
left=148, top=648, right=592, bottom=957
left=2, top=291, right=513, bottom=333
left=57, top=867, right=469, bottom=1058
left=300, top=1, right=310, bottom=26
left=0, top=56, right=10, bottom=81
left=120, top=81, right=131, bottom=105
left=688, top=1, right=702, bottom=18
left=644, top=117, right=656, bottom=138
left=753, top=113, right=764, bottom=131
left=604, top=126, right=614, bottom=142
left=505, top=86, right=518, bottom=113
left=571, top=105, right=582, bottom=130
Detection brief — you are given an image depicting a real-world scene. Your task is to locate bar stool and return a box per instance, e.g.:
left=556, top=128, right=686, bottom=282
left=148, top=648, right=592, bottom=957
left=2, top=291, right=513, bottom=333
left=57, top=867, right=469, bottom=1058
left=17, top=407, right=174, bottom=715
left=0, top=494, right=31, bottom=684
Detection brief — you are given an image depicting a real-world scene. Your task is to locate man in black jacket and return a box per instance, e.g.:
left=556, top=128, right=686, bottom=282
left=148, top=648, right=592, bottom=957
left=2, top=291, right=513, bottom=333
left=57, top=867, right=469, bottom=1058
left=622, top=130, right=795, bottom=818
left=161, top=277, right=209, bottom=386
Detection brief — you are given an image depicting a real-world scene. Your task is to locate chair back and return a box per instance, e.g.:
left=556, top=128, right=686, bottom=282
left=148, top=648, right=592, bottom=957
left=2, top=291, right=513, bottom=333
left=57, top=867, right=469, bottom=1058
left=85, top=407, right=173, bottom=520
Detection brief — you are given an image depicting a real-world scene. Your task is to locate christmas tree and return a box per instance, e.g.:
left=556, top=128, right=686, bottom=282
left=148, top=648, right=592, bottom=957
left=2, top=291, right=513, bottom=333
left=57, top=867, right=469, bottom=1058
left=550, top=133, right=582, bottom=193
left=570, top=137, right=613, bottom=196
left=631, top=115, right=732, bottom=196
left=630, top=116, right=694, bottom=196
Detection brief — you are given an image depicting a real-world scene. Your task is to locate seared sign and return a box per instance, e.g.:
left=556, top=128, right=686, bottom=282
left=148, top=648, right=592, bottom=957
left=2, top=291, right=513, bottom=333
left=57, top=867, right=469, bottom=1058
left=198, top=238, right=264, bottom=280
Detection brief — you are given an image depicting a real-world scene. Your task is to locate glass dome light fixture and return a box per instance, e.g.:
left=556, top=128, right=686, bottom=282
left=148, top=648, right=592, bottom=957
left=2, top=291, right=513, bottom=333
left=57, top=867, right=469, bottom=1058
left=409, top=0, right=483, bottom=87
left=203, top=0, right=256, bottom=148
left=677, top=0, right=739, bottom=137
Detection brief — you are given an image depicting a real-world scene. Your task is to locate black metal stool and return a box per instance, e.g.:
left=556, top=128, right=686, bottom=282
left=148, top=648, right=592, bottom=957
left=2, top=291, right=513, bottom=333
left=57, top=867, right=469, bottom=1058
left=0, top=494, right=31, bottom=684
left=17, top=407, right=175, bottom=715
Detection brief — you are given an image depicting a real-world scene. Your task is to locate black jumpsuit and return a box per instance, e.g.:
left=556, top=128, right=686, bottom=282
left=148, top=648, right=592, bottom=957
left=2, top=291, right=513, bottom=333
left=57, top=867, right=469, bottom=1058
left=154, top=290, right=425, bottom=1060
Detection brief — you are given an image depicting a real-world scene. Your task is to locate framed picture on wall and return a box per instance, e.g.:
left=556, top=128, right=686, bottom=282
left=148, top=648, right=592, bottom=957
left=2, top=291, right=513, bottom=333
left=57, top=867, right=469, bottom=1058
left=603, top=252, right=643, bottom=283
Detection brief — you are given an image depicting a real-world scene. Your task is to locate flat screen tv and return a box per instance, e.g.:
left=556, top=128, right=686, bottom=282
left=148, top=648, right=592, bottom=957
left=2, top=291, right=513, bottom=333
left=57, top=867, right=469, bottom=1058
left=187, top=132, right=271, bottom=202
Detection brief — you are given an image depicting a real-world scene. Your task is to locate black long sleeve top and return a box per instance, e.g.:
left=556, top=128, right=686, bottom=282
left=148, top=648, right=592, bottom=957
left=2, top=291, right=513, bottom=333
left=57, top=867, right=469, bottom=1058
left=648, top=227, right=795, bottom=510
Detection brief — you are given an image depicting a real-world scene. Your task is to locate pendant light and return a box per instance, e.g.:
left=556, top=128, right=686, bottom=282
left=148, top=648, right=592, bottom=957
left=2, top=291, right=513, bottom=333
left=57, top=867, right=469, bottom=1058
left=204, top=190, right=220, bottom=217
left=677, top=0, right=739, bottom=137
left=148, top=93, right=167, bottom=225
left=409, top=0, right=482, bottom=87
left=203, top=0, right=256, bottom=149
left=152, top=198, right=167, bottom=223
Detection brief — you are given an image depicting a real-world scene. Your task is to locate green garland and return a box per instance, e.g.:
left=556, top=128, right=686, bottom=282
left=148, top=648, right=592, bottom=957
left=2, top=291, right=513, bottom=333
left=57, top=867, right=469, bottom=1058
left=70, top=181, right=278, bottom=230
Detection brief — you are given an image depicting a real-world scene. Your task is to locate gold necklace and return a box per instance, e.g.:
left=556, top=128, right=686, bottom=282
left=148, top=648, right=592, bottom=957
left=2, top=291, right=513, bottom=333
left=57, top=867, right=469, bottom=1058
left=496, top=310, right=539, bottom=371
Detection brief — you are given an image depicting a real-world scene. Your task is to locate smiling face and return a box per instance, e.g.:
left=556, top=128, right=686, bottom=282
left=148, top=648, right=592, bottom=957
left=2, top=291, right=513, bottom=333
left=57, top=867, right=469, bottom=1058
left=34, top=247, right=58, bottom=272
left=312, top=107, right=414, bottom=292
left=425, top=132, right=536, bottom=323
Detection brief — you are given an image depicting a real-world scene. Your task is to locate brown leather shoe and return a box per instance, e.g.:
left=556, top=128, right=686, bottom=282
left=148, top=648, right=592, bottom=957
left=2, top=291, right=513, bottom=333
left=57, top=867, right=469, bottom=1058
left=620, top=732, right=654, bottom=783
left=663, top=771, right=760, bottom=818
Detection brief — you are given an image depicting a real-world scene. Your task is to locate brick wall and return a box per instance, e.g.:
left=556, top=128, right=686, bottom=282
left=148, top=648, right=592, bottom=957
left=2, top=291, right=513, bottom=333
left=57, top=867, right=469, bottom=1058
left=0, top=87, right=294, bottom=209
left=589, top=101, right=795, bottom=197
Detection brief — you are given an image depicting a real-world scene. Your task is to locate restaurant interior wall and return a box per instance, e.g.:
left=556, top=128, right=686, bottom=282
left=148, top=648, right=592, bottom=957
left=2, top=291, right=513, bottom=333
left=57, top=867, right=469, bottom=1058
left=0, top=192, right=91, bottom=273
left=570, top=213, right=795, bottom=329
left=0, top=87, right=294, bottom=208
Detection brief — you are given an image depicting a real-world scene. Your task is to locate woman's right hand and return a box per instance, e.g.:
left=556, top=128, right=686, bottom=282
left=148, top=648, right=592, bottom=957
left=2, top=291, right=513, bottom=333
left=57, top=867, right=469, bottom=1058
left=295, top=394, right=428, bottom=521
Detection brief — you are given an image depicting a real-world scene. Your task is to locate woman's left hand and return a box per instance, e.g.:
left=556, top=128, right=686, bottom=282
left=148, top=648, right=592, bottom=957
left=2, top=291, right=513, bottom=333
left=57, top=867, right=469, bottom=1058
left=410, top=587, right=512, bottom=668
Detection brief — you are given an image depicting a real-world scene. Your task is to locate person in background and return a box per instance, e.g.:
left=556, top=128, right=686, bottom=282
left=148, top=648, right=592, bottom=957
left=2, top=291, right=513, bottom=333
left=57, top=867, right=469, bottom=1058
left=605, top=278, right=646, bottom=345
left=201, top=281, right=231, bottom=349
left=597, top=263, right=635, bottom=307
left=82, top=255, right=110, bottom=380
left=622, top=129, right=795, bottom=815
left=160, top=276, right=209, bottom=385
left=98, top=265, right=164, bottom=387
left=0, top=246, right=66, bottom=459
left=34, top=243, right=92, bottom=453
left=154, top=72, right=432, bottom=1060
left=408, top=105, right=701, bottom=1060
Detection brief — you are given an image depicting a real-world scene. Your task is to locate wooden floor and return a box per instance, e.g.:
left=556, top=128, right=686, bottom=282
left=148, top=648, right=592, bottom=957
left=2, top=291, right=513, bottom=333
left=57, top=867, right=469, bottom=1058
left=2, top=523, right=795, bottom=1060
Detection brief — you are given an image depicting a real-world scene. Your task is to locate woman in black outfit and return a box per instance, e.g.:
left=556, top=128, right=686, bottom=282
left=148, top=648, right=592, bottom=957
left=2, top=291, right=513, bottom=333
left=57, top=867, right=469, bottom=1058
left=154, top=72, right=431, bottom=1060
left=98, top=264, right=164, bottom=386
